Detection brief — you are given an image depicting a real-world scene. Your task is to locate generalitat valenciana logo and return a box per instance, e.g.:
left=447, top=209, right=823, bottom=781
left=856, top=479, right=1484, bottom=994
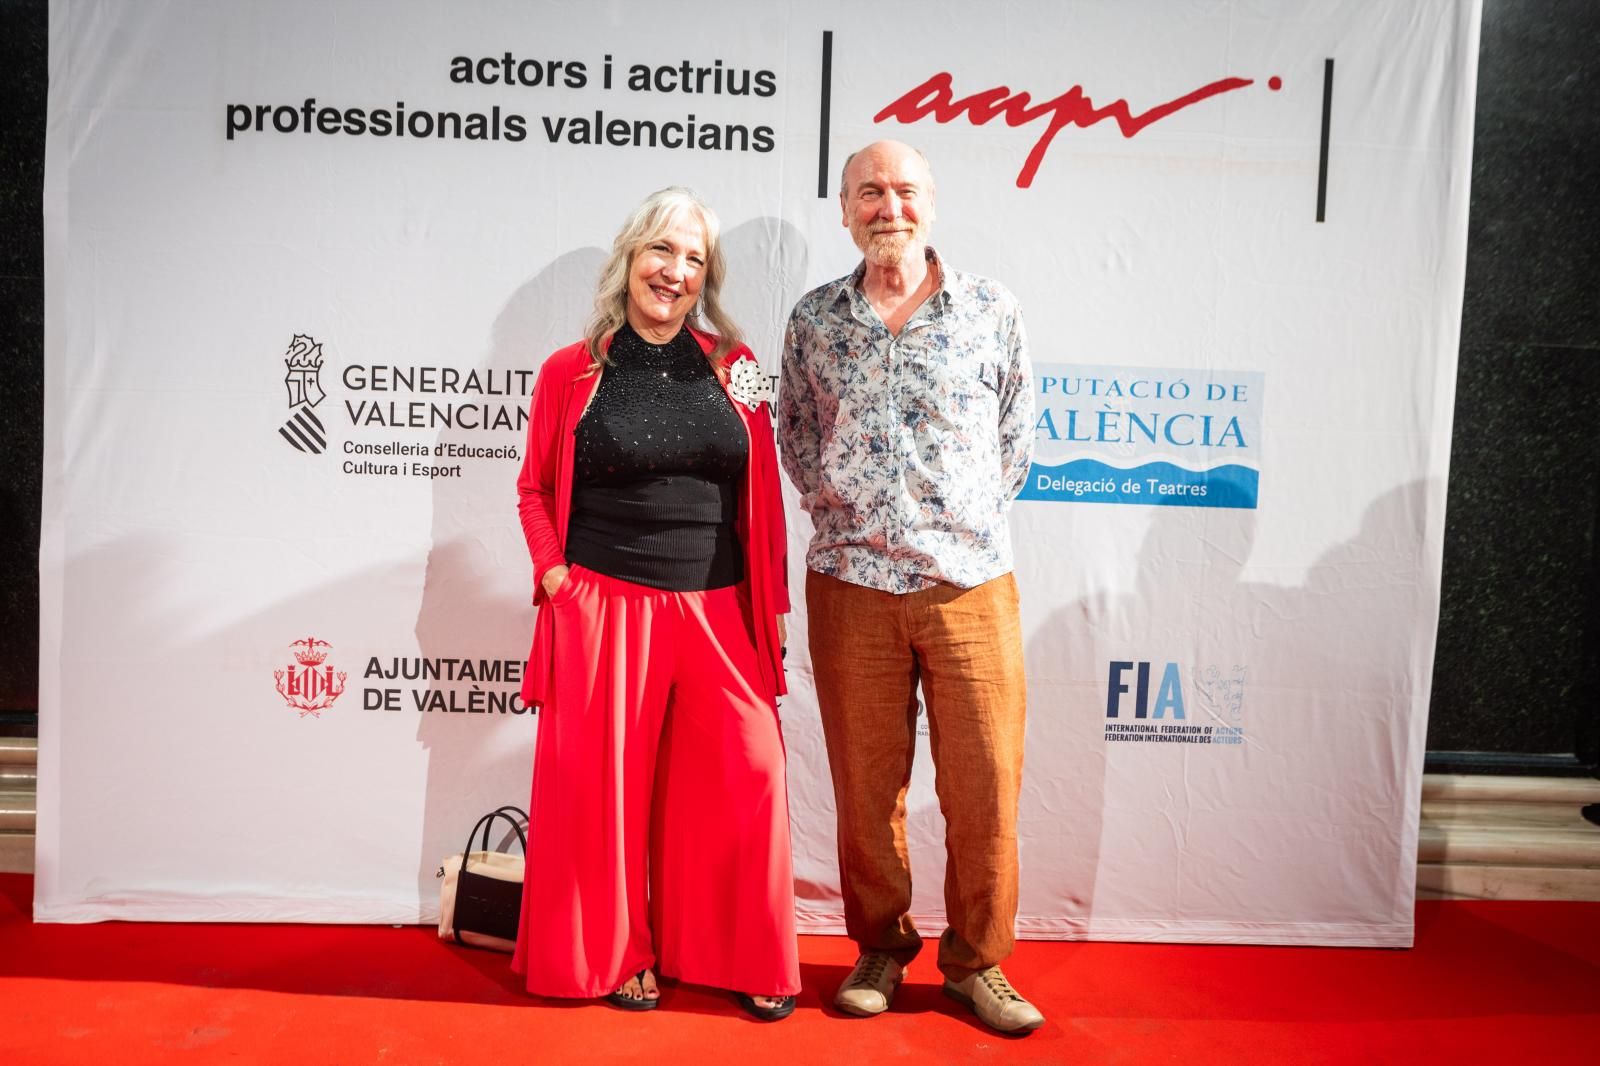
left=279, top=333, right=328, bottom=454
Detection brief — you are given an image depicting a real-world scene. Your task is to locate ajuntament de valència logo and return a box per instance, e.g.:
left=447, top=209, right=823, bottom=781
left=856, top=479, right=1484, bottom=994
left=1021, top=363, right=1265, bottom=509
left=278, top=333, right=328, bottom=454
left=273, top=636, right=348, bottom=718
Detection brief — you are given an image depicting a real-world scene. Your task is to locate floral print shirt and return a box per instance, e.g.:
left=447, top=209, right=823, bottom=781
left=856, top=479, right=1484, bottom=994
left=778, top=248, right=1035, bottom=593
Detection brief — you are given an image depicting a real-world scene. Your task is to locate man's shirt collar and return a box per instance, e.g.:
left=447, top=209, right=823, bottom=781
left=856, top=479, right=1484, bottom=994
left=836, top=246, right=950, bottom=326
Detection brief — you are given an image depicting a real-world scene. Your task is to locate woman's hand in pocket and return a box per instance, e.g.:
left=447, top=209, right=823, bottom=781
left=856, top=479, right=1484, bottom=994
left=541, top=564, right=571, bottom=600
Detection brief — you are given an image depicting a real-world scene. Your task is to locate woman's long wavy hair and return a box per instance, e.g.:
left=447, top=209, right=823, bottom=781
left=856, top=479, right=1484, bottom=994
left=583, top=187, right=743, bottom=371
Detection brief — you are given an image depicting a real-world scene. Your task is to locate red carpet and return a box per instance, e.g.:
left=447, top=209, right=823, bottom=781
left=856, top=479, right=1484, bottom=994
left=1, top=875, right=1594, bottom=1064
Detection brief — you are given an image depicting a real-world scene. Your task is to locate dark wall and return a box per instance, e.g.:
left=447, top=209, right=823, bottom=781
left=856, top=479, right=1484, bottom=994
left=1430, top=0, right=1600, bottom=765
left=0, top=0, right=45, bottom=716
left=0, top=0, right=1596, bottom=765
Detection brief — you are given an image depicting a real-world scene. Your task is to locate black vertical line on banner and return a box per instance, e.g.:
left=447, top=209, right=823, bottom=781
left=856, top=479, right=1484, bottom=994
left=817, top=31, right=834, bottom=198
left=1317, top=58, right=1334, bottom=222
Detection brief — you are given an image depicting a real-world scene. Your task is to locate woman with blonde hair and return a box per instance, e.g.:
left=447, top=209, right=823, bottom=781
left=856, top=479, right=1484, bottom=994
left=510, top=187, right=798, bottom=1020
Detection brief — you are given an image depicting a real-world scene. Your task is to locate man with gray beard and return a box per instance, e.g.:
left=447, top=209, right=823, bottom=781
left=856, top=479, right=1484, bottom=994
left=778, top=140, right=1041, bottom=1034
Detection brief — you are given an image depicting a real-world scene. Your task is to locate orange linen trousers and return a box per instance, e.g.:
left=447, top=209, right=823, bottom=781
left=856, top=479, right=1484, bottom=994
left=511, top=564, right=801, bottom=998
left=807, top=571, right=1027, bottom=983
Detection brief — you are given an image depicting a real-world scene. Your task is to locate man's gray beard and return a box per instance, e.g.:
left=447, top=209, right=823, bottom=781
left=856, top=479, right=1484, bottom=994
left=863, top=233, right=913, bottom=267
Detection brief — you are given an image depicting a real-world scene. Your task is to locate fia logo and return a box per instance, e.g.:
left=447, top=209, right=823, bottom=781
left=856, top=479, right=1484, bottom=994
left=1105, top=661, right=1187, bottom=719
left=273, top=636, right=348, bottom=717
left=278, top=334, right=328, bottom=454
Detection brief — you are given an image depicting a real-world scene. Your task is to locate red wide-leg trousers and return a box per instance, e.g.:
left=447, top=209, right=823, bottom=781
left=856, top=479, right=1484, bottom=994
left=511, top=565, right=800, bottom=998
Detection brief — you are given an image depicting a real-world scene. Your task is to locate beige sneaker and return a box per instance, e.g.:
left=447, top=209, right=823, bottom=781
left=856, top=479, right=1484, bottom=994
left=943, top=966, right=1045, bottom=1034
left=833, top=952, right=903, bottom=1017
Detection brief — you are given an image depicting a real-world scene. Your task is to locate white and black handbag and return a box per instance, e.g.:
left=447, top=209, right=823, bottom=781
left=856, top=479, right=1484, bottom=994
left=436, top=805, right=527, bottom=952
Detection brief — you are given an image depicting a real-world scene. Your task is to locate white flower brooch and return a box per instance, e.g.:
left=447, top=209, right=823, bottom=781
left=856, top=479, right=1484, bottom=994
left=727, top=359, right=776, bottom=413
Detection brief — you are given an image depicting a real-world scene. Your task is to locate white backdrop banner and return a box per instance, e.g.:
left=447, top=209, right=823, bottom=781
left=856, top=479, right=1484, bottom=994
left=39, top=0, right=1480, bottom=945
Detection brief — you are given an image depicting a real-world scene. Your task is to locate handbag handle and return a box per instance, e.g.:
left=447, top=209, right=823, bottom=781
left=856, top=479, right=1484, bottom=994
left=460, top=805, right=528, bottom=867
left=476, top=800, right=528, bottom=851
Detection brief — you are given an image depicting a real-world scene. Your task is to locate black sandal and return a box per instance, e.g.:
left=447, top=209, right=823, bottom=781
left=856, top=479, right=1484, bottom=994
left=736, top=992, right=796, bottom=1021
left=605, top=970, right=659, bottom=1012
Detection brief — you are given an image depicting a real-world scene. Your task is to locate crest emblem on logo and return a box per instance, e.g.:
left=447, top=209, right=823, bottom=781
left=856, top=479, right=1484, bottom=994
left=273, top=636, right=348, bottom=717
left=727, top=359, right=775, bottom=413
left=279, top=334, right=328, bottom=454
left=1193, top=666, right=1245, bottom=718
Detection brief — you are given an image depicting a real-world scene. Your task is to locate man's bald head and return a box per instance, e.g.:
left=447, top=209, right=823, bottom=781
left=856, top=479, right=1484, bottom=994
left=839, top=140, right=935, bottom=200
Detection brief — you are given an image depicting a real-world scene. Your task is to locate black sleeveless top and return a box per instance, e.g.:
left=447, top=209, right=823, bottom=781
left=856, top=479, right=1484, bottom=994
left=565, top=324, right=748, bottom=591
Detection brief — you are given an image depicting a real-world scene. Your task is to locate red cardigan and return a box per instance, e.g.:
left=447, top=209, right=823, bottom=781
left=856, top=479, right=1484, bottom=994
left=515, top=329, right=789, bottom=708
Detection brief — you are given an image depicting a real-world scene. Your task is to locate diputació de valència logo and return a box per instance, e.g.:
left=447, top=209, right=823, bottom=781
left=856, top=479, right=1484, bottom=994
left=278, top=333, right=328, bottom=454
left=1021, top=363, right=1264, bottom=508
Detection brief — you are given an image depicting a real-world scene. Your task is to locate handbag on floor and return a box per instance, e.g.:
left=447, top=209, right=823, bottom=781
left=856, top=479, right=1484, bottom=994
left=436, top=804, right=527, bottom=952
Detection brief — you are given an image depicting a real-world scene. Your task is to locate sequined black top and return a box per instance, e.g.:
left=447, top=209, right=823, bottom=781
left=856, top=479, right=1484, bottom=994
left=565, top=324, right=748, bottom=591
